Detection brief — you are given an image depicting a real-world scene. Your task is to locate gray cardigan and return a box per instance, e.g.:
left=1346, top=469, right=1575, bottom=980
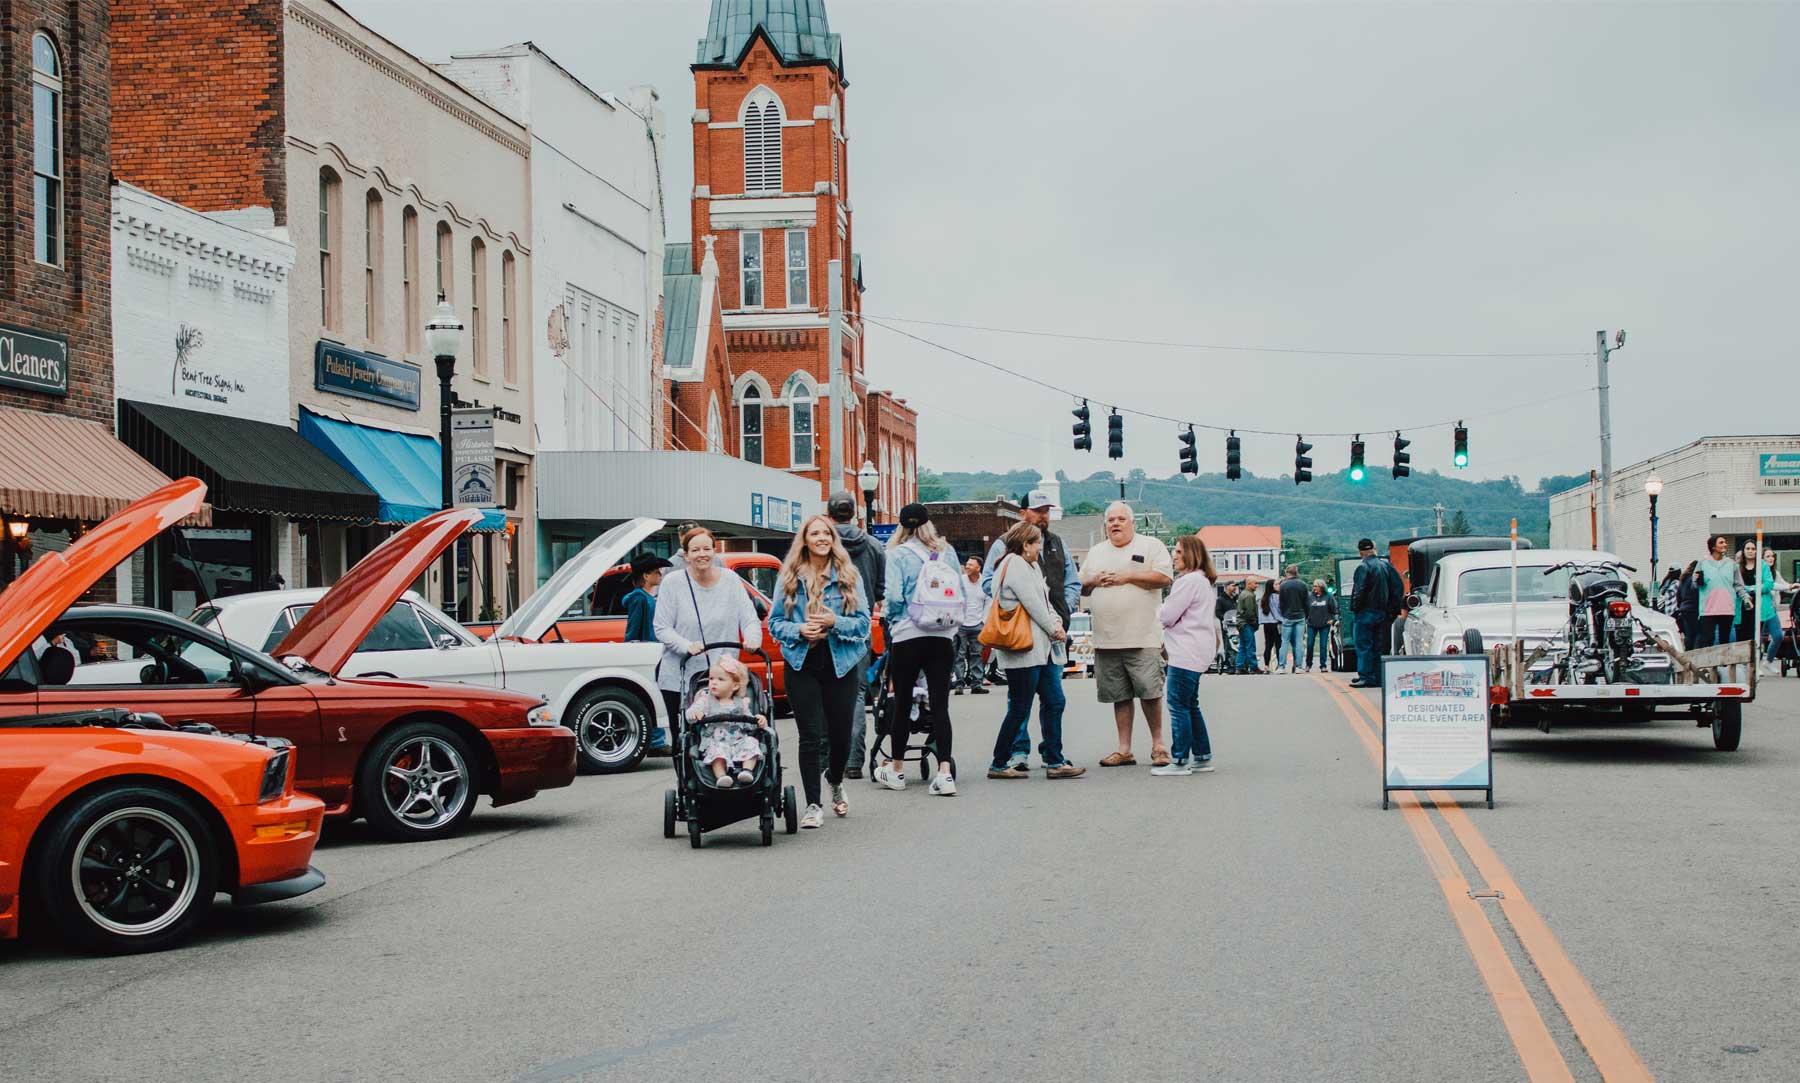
left=991, top=553, right=1067, bottom=670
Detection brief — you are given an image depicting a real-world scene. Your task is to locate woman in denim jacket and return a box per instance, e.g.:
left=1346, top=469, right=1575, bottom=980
left=769, top=515, right=872, bottom=828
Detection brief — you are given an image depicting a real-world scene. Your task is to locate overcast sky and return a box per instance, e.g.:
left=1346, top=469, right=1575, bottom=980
left=361, top=0, right=1798, bottom=489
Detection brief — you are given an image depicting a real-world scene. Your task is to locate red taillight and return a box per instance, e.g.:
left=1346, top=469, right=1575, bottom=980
left=1489, top=685, right=1510, bottom=706
left=1444, top=643, right=1461, bottom=654
left=1607, top=600, right=1631, bottom=618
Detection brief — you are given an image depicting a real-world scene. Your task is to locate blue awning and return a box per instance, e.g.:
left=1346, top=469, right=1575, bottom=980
left=299, top=409, right=505, bottom=531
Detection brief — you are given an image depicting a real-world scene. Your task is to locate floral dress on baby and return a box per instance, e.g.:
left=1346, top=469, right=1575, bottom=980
left=691, top=691, right=761, bottom=766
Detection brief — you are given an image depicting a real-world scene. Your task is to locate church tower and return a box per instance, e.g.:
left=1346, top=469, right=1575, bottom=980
left=690, top=0, right=914, bottom=509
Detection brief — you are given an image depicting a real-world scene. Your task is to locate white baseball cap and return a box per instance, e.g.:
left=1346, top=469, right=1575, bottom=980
left=1024, top=489, right=1060, bottom=512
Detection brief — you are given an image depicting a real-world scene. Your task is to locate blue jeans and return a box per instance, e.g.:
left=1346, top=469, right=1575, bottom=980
left=1306, top=625, right=1331, bottom=669
left=994, top=664, right=1068, bottom=768
left=1279, top=618, right=1304, bottom=669
left=1166, top=665, right=1211, bottom=763
left=1354, top=611, right=1385, bottom=683
left=1235, top=625, right=1259, bottom=671
left=1763, top=612, right=1785, bottom=661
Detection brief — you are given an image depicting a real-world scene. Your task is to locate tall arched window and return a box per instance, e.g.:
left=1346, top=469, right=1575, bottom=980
left=363, top=190, right=383, bottom=342
left=706, top=396, right=724, bottom=454
left=435, top=222, right=453, bottom=302
left=739, top=384, right=764, bottom=464
left=31, top=33, right=62, bottom=266
left=741, top=87, right=784, bottom=194
left=786, top=375, right=814, bottom=468
left=402, top=207, right=420, bottom=351
left=469, top=238, right=487, bottom=374
left=318, top=168, right=342, bottom=329
left=501, top=251, right=517, bottom=383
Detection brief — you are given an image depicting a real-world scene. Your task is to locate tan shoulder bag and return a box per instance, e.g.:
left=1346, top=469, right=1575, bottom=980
left=978, top=556, right=1035, bottom=652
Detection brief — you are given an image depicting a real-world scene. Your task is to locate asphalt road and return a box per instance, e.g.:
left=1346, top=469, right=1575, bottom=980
left=4, top=670, right=1797, bottom=1082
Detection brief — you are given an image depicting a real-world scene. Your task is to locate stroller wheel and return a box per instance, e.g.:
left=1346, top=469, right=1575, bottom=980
left=760, top=815, right=774, bottom=846
left=688, top=816, right=703, bottom=849
left=783, top=785, right=798, bottom=834
left=663, top=789, right=677, bottom=839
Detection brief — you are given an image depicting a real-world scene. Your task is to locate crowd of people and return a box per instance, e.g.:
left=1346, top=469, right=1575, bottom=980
left=1656, top=535, right=1796, bottom=676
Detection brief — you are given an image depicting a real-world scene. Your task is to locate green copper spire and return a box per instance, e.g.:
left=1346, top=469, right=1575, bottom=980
left=696, top=0, right=842, bottom=73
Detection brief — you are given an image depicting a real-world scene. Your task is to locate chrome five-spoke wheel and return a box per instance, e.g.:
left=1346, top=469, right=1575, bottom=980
left=381, top=734, right=471, bottom=831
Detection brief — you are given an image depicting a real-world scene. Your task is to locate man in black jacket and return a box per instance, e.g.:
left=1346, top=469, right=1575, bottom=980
left=829, top=491, right=885, bottom=778
left=1349, top=539, right=1389, bottom=687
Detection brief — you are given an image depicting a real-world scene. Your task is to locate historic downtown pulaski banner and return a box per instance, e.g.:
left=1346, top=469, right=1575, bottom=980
left=1381, top=654, right=1493, bottom=808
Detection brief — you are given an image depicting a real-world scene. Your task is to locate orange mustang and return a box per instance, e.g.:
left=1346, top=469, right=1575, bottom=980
left=0, top=479, right=325, bottom=954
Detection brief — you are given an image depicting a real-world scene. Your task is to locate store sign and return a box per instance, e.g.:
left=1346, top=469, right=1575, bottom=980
left=1758, top=452, right=1800, bottom=490
left=750, top=493, right=764, bottom=528
left=1381, top=654, right=1492, bottom=809
left=0, top=323, right=68, bottom=397
left=749, top=493, right=804, bottom=533
left=451, top=407, right=497, bottom=507
left=314, top=341, right=421, bottom=410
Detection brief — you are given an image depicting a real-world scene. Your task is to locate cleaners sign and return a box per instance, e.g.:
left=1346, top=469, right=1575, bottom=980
left=1381, top=654, right=1493, bottom=809
left=0, top=323, right=68, bottom=397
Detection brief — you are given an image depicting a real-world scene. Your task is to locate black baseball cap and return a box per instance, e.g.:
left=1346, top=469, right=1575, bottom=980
left=827, top=490, right=857, bottom=520
left=1357, top=538, right=1375, bottom=552
left=898, top=502, right=930, bottom=529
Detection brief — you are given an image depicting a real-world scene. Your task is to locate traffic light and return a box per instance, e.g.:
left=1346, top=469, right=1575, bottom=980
left=1392, top=432, right=1412, bottom=479
left=1107, top=410, right=1124, bottom=460
left=1453, top=422, right=1469, bottom=468
left=1294, top=435, right=1314, bottom=485
left=1071, top=400, right=1092, bottom=451
left=1349, top=436, right=1366, bottom=483
left=1226, top=431, right=1242, bottom=480
left=1178, top=426, right=1197, bottom=475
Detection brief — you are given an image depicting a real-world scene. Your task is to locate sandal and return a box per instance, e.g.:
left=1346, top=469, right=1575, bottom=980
left=1150, top=749, right=1173, bottom=767
left=1099, top=752, right=1137, bottom=767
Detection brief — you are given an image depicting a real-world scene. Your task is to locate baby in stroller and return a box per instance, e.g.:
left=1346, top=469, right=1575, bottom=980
left=688, top=655, right=768, bottom=787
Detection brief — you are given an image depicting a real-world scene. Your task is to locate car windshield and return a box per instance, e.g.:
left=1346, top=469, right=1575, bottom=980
left=1457, top=566, right=1571, bottom=606
left=1068, top=613, right=1091, bottom=633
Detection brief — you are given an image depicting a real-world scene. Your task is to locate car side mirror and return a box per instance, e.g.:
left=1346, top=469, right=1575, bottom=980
left=236, top=665, right=275, bottom=694
left=1405, top=592, right=1423, bottom=610
left=436, top=633, right=462, bottom=650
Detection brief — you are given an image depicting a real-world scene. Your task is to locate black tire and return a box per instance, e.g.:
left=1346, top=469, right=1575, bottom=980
left=688, top=816, right=703, bottom=849
left=1712, top=701, right=1743, bottom=751
left=357, top=722, right=479, bottom=842
left=566, top=686, right=648, bottom=774
left=1392, top=616, right=1408, bottom=655
left=783, top=785, right=798, bottom=834
left=760, top=816, right=774, bottom=847
left=1463, top=629, right=1484, bottom=658
left=663, top=789, right=677, bottom=839
left=30, top=784, right=219, bottom=955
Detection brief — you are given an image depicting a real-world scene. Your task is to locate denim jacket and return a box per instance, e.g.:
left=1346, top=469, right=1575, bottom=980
left=769, top=566, right=873, bottom=679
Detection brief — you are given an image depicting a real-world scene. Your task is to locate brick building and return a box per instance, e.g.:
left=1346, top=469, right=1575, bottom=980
left=681, top=0, right=918, bottom=516
left=0, top=1, right=185, bottom=593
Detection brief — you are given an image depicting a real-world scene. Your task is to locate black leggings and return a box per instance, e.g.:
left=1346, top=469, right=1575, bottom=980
left=1698, top=614, right=1736, bottom=649
left=787, top=655, right=858, bottom=806
left=885, top=635, right=954, bottom=770
left=1261, top=624, right=1279, bottom=665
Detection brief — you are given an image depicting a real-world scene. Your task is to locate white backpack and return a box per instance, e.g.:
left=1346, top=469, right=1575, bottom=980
left=906, top=547, right=965, bottom=633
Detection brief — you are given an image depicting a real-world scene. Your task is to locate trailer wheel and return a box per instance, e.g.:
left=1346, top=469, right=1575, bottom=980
left=1711, top=701, right=1743, bottom=751
left=1463, top=629, right=1484, bottom=657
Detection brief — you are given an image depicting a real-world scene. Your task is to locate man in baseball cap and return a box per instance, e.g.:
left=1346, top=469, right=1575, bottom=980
left=977, top=489, right=1085, bottom=778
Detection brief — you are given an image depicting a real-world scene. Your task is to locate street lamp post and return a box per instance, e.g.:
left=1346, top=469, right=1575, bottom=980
left=426, top=293, right=465, bottom=616
left=858, top=460, right=880, bottom=527
left=1645, top=473, right=1663, bottom=591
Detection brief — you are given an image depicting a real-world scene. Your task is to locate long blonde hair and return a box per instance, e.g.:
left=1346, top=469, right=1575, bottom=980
left=888, top=520, right=949, bottom=554
left=778, top=514, right=863, bottom=617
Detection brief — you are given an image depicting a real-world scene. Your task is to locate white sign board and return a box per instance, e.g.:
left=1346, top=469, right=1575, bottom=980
left=451, top=407, right=497, bottom=508
left=1381, top=654, right=1492, bottom=809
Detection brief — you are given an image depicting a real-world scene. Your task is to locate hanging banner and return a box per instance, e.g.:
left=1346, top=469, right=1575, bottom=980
left=1381, top=653, right=1493, bottom=809
left=451, top=407, right=497, bottom=508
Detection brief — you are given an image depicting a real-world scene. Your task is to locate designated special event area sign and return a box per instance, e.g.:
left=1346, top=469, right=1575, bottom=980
left=1381, top=654, right=1493, bottom=809
left=451, top=407, right=497, bottom=507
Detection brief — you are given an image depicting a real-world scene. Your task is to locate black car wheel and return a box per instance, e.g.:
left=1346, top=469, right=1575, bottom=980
left=1463, top=629, right=1484, bottom=658
left=1712, top=701, right=1743, bottom=751
left=566, top=687, right=648, bottom=774
left=31, top=785, right=219, bottom=955
left=358, top=722, right=478, bottom=842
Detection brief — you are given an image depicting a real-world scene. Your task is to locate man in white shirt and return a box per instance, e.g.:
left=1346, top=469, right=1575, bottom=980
left=953, top=557, right=990, bottom=694
left=1081, top=502, right=1174, bottom=766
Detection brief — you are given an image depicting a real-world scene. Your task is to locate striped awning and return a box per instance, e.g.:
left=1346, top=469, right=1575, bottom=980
left=0, top=406, right=209, bottom=524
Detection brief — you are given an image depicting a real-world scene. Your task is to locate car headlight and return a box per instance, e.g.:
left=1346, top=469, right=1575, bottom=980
left=527, top=704, right=558, bottom=728
left=259, top=747, right=291, bottom=803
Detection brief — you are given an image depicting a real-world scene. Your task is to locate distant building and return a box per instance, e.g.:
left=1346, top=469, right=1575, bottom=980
left=924, top=499, right=1021, bottom=563
left=1199, top=525, right=1283, bottom=583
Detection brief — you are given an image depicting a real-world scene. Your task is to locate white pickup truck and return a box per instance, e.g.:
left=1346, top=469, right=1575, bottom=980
left=1399, top=548, right=1755, bottom=750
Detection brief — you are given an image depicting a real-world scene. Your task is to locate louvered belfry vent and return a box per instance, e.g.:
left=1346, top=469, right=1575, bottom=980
left=743, top=92, right=784, bottom=193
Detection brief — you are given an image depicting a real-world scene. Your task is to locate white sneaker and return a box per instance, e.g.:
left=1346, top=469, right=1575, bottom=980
left=800, top=804, right=824, bottom=829
left=1760, top=660, right=1780, bottom=677
left=928, top=771, right=957, bottom=796
left=873, top=762, right=906, bottom=790
left=1194, top=759, right=1216, bottom=773
left=1150, top=762, right=1193, bottom=777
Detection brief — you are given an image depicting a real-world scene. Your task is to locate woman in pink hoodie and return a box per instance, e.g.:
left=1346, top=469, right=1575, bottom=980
left=1154, top=534, right=1221, bottom=775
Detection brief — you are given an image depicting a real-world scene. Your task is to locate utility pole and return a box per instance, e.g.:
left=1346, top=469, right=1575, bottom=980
left=1595, top=330, right=1625, bottom=553
left=1433, top=503, right=1445, bottom=535
left=827, top=259, right=844, bottom=495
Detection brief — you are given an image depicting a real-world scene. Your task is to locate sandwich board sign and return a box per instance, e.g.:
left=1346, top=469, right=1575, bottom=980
left=1381, top=654, right=1493, bottom=809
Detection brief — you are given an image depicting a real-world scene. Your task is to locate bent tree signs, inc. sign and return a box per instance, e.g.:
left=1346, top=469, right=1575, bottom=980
left=314, top=341, right=421, bottom=410
left=0, top=323, right=69, bottom=397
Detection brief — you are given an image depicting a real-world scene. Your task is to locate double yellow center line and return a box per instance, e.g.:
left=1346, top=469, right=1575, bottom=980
left=1314, top=674, right=1654, bottom=1083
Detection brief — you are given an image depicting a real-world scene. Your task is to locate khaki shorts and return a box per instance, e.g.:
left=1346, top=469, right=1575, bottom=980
left=1093, top=647, right=1166, bottom=703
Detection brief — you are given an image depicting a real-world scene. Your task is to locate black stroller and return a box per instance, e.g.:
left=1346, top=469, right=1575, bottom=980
left=865, top=648, right=958, bottom=783
left=663, top=644, right=798, bottom=847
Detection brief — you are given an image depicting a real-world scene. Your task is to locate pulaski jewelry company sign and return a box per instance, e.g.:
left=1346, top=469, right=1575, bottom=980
left=314, top=341, right=422, bottom=410
left=0, top=323, right=69, bottom=397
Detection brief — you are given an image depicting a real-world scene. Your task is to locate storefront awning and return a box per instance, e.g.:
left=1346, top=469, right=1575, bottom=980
left=1711, top=510, right=1800, bottom=535
left=0, top=405, right=209, bottom=524
left=298, top=409, right=505, bottom=531
left=120, top=400, right=380, bottom=522
left=537, top=450, right=821, bottom=538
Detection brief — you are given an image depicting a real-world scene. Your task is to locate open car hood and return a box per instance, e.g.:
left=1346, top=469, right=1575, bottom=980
left=491, top=518, right=665, bottom=643
left=0, top=478, right=207, bottom=674
left=274, top=508, right=480, bottom=675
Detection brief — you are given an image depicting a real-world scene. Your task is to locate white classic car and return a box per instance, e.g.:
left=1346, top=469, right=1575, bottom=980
left=1400, top=547, right=1683, bottom=666
left=197, top=518, right=669, bottom=774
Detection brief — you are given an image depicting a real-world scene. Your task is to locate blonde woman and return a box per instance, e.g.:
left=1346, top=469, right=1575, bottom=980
left=874, top=503, right=963, bottom=795
left=769, top=516, right=871, bottom=827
